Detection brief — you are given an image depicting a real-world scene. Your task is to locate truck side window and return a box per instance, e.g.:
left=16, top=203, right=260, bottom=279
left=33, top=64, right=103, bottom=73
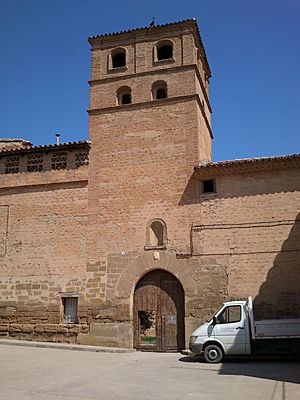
left=217, top=306, right=241, bottom=324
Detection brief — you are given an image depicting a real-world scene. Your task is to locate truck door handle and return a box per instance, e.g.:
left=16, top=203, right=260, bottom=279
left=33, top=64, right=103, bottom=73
left=236, top=327, right=245, bottom=330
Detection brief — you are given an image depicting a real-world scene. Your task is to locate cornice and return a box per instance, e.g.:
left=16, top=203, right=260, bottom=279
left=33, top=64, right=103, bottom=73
left=88, top=94, right=213, bottom=138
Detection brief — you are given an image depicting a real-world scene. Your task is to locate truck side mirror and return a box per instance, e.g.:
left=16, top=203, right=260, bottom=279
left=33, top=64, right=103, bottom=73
left=212, top=316, right=217, bottom=325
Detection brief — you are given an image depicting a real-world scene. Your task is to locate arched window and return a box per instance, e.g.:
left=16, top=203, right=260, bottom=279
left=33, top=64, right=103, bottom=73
left=156, top=41, right=173, bottom=61
left=117, top=86, right=132, bottom=105
left=152, top=81, right=167, bottom=100
left=111, top=48, right=126, bottom=68
left=145, top=219, right=167, bottom=249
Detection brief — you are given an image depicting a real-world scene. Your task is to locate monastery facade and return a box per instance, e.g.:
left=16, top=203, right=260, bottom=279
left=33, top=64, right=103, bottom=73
left=0, top=19, right=299, bottom=351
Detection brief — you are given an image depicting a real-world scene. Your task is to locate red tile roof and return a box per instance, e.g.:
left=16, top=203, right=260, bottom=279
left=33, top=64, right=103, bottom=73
left=0, top=141, right=90, bottom=156
left=195, top=153, right=300, bottom=175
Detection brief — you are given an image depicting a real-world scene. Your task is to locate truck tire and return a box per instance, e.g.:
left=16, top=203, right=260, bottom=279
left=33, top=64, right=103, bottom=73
left=203, top=344, right=223, bottom=363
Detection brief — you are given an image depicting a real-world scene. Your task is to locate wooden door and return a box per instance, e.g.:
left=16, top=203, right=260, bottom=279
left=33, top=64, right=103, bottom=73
left=133, top=269, right=184, bottom=352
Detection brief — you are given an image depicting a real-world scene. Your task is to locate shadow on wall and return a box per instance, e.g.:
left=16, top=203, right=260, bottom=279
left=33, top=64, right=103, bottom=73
left=253, top=212, right=300, bottom=319
left=178, top=174, right=200, bottom=205
left=179, top=355, right=300, bottom=385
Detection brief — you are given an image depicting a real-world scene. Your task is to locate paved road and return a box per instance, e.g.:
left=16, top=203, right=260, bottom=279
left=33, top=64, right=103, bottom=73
left=0, top=345, right=299, bottom=400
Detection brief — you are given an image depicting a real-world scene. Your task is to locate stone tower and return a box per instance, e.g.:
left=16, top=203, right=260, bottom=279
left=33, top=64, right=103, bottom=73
left=87, top=19, right=212, bottom=256
left=85, top=19, right=213, bottom=348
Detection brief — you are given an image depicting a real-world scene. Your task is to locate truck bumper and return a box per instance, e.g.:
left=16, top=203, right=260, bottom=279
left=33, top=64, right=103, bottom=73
left=189, top=342, right=203, bottom=355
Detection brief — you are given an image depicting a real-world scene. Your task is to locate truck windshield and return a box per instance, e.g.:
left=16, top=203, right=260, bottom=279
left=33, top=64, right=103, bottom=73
left=206, top=305, right=224, bottom=322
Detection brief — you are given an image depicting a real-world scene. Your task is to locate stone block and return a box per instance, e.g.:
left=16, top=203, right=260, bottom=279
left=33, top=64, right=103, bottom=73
left=57, top=326, right=68, bottom=334
left=78, top=322, right=132, bottom=348
left=86, top=264, right=99, bottom=272
left=44, top=324, right=58, bottom=334
left=80, top=324, right=89, bottom=334
left=0, top=325, right=8, bottom=332
left=34, top=324, right=45, bottom=334
left=68, top=326, right=79, bottom=334
left=9, top=324, right=22, bottom=333
left=22, top=324, right=34, bottom=333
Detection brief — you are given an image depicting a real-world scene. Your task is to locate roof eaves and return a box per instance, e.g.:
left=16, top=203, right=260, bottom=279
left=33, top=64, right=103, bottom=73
left=194, top=153, right=300, bottom=174
left=88, top=18, right=195, bottom=41
left=0, top=140, right=90, bottom=156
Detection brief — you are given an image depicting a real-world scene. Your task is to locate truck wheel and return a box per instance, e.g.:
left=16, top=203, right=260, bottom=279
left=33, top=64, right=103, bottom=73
left=203, top=344, right=223, bottom=363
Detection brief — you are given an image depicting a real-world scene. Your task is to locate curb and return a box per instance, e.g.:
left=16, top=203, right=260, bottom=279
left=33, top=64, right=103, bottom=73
left=0, top=338, right=135, bottom=353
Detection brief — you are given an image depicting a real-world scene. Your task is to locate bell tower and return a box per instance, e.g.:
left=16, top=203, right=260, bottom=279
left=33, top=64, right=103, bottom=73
left=87, top=19, right=212, bottom=256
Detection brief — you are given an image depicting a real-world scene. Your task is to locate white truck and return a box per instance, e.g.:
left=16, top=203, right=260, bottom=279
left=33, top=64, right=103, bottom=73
left=189, top=297, right=300, bottom=363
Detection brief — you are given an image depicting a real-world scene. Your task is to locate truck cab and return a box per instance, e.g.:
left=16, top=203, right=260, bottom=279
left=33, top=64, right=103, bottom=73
left=189, top=300, right=252, bottom=363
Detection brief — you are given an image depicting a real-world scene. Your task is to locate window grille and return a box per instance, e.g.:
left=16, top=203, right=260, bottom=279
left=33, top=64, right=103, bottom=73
left=63, top=297, right=78, bottom=324
left=75, top=152, right=89, bottom=167
left=51, top=152, right=67, bottom=170
left=5, top=156, right=20, bottom=174
left=27, top=153, right=43, bottom=172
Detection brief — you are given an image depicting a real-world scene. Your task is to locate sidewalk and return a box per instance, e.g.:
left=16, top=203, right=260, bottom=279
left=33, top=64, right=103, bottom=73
left=0, top=338, right=135, bottom=353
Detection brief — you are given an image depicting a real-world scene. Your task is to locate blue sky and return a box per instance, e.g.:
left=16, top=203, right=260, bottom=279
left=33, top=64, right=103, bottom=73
left=0, top=0, right=299, bottom=161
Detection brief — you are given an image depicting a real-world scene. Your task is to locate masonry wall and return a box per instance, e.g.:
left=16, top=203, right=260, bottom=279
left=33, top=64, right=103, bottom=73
left=85, top=79, right=217, bottom=347
left=1, top=161, right=299, bottom=347
left=1, top=20, right=299, bottom=349
left=0, top=167, right=91, bottom=342
left=86, top=22, right=300, bottom=347
left=88, top=100, right=205, bottom=255
left=192, top=167, right=300, bottom=321
left=83, top=159, right=300, bottom=348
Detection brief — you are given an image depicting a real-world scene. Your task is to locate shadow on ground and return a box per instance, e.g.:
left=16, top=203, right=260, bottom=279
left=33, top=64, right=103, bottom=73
left=179, top=355, right=300, bottom=385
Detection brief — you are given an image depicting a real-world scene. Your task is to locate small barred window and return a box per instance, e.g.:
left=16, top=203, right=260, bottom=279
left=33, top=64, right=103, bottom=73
left=62, top=297, right=78, bottom=324
left=27, top=153, right=43, bottom=172
left=5, top=156, right=20, bottom=174
left=51, top=152, right=67, bottom=170
left=75, top=152, right=89, bottom=167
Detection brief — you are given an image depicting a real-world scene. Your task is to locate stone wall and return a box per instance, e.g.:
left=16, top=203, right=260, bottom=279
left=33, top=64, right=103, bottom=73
left=0, top=164, right=90, bottom=342
left=84, top=164, right=300, bottom=347
left=193, top=167, right=300, bottom=320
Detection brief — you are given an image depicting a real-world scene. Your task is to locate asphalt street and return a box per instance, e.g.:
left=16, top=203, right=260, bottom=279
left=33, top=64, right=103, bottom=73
left=1, top=344, right=299, bottom=400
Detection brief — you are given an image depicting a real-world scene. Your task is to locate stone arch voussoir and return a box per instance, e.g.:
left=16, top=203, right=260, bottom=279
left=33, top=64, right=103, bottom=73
left=114, top=251, right=198, bottom=301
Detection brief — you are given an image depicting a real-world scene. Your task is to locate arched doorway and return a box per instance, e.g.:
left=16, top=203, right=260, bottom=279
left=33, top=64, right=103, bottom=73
left=133, top=269, right=185, bottom=352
